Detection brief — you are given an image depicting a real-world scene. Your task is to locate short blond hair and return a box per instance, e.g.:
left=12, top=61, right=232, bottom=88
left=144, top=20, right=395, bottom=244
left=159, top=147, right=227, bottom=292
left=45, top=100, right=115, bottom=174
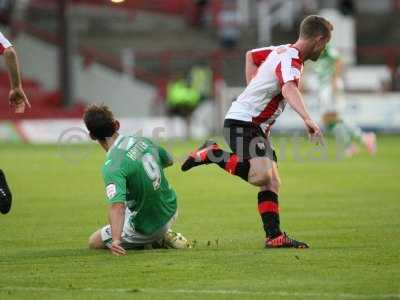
left=299, top=15, right=333, bottom=39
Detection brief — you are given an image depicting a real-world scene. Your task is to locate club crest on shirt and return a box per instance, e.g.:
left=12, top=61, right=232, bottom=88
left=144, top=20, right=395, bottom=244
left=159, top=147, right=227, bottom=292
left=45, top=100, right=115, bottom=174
left=106, top=183, right=117, bottom=199
left=257, top=142, right=266, bottom=150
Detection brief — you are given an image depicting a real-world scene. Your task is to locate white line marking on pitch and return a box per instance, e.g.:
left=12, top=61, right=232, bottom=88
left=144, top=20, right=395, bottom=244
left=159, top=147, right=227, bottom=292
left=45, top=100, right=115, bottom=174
left=0, top=286, right=399, bottom=299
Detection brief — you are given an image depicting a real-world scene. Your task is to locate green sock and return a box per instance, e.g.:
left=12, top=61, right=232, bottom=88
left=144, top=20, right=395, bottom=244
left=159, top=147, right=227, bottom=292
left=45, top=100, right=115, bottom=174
left=332, top=121, right=353, bottom=149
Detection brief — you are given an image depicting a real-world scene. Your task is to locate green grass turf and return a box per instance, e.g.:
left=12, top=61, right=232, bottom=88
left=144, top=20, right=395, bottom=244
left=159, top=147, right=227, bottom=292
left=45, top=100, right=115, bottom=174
left=0, top=135, right=399, bottom=300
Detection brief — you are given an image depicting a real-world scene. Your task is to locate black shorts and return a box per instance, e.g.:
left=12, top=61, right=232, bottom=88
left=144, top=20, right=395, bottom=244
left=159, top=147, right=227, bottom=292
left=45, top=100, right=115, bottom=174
left=223, top=119, right=277, bottom=162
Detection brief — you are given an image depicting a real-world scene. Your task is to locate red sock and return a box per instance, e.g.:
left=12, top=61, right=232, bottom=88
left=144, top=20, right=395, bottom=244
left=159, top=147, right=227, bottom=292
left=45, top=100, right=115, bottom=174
left=216, top=153, right=250, bottom=181
left=258, top=191, right=282, bottom=238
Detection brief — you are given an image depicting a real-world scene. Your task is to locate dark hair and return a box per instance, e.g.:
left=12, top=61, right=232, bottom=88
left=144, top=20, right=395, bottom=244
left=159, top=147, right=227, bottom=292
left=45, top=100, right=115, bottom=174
left=299, top=15, right=333, bottom=39
left=83, top=104, right=117, bottom=141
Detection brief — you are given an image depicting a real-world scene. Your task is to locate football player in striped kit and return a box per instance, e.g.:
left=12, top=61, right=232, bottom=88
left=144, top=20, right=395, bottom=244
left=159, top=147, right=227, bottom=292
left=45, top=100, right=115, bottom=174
left=0, top=31, right=30, bottom=215
left=182, top=15, right=333, bottom=248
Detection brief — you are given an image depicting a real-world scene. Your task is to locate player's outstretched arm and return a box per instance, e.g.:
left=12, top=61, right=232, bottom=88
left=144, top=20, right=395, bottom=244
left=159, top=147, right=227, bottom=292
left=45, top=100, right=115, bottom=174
left=4, top=47, right=30, bottom=113
left=282, top=81, right=324, bottom=145
left=108, top=203, right=126, bottom=256
left=158, top=145, right=174, bottom=168
left=282, top=81, right=311, bottom=120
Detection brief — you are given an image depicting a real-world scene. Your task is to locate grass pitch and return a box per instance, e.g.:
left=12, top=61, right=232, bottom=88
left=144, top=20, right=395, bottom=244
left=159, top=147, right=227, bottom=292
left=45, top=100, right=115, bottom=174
left=0, top=135, right=399, bottom=300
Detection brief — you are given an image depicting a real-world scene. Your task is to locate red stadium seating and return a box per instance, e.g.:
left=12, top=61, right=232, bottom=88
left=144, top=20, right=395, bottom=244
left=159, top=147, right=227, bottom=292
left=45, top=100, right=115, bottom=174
left=30, top=0, right=191, bottom=15
left=0, top=71, right=85, bottom=120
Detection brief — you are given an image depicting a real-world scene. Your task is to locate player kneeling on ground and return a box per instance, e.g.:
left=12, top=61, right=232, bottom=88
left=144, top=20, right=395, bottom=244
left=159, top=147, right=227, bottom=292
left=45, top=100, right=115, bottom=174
left=83, top=104, right=190, bottom=255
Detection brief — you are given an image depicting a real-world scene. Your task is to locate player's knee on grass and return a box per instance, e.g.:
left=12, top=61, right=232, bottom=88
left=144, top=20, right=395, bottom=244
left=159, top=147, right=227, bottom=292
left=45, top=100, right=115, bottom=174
left=248, top=157, right=273, bottom=187
left=88, top=229, right=106, bottom=249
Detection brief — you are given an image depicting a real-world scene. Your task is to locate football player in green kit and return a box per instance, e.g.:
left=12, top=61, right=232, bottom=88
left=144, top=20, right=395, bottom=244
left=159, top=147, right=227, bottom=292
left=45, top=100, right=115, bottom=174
left=83, top=104, right=189, bottom=255
left=314, top=44, right=377, bottom=156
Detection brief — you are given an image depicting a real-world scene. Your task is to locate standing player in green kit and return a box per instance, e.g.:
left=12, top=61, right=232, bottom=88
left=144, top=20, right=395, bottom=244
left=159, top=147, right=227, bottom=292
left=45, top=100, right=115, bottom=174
left=84, top=104, right=189, bottom=255
left=313, top=44, right=376, bottom=157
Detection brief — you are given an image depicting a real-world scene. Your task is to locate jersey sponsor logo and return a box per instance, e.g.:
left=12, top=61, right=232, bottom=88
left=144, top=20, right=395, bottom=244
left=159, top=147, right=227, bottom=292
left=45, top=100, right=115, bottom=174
left=106, top=183, right=117, bottom=199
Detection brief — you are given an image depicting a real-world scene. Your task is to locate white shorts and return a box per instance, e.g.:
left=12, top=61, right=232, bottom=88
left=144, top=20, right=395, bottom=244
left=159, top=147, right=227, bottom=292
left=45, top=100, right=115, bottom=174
left=100, top=207, right=177, bottom=249
left=318, top=83, right=345, bottom=114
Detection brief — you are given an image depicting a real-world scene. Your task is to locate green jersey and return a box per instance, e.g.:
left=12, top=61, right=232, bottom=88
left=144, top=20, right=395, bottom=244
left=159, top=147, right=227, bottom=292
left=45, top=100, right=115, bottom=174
left=102, top=135, right=177, bottom=235
left=314, top=45, right=340, bottom=86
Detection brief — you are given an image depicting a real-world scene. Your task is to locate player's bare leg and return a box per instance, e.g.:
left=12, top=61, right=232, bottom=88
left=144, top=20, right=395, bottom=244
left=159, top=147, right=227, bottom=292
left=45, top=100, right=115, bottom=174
left=260, top=161, right=281, bottom=194
left=182, top=140, right=278, bottom=186
left=361, top=132, right=377, bottom=155
left=247, top=157, right=273, bottom=186
left=88, top=229, right=107, bottom=249
left=182, top=145, right=308, bottom=248
left=323, top=112, right=377, bottom=157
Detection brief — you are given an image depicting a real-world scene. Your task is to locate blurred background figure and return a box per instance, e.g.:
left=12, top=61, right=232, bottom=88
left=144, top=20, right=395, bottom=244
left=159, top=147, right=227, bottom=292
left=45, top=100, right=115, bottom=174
left=338, top=0, right=356, bottom=15
left=166, top=73, right=201, bottom=139
left=217, top=0, right=241, bottom=49
left=189, top=62, right=213, bottom=101
left=313, top=44, right=377, bottom=157
left=0, top=0, right=14, bottom=26
left=191, top=0, right=209, bottom=28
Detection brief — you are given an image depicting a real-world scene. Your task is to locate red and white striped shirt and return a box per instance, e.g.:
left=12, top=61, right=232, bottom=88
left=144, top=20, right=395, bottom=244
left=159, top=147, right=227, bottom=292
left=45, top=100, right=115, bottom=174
left=0, top=31, right=12, bottom=55
left=225, top=44, right=303, bottom=130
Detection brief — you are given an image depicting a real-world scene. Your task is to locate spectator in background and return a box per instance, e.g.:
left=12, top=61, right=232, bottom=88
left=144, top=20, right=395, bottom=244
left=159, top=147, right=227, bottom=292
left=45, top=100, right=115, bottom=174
left=218, top=1, right=241, bottom=49
left=301, top=0, right=318, bottom=15
left=192, top=0, right=209, bottom=28
left=393, top=65, right=400, bottom=91
left=189, top=62, right=213, bottom=101
left=0, top=0, right=14, bottom=25
left=166, top=74, right=201, bottom=138
left=338, top=0, right=356, bottom=16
